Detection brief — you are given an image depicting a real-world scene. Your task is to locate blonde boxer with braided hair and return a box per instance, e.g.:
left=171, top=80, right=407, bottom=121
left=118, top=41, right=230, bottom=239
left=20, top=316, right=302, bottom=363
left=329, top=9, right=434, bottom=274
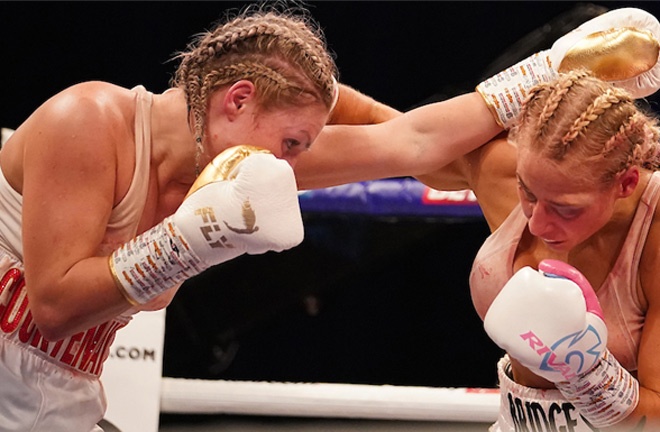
left=0, top=3, right=404, bottom=430
left=302, top=67, right=660, bottom=432
left=472, top=71, right=660, bottom=431
left=293, top=7, right=660, bottom=431
left=306, top=69, right=660, bottom=430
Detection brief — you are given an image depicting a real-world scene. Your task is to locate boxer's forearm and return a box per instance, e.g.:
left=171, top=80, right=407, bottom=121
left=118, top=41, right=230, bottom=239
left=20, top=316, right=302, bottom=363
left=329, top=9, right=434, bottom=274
left=25, top=255, right=136, bottom=341
left=296, top=92, right=501, bottom=190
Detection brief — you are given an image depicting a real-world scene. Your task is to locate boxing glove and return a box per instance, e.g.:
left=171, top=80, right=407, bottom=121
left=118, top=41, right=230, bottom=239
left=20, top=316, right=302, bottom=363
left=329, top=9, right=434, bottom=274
left=484, top=259, right=639, bottom=427
left=477, top=7, right=660, bottom=129
left=484, top=259, right=607, bottom=382
left=109, top=145, right=304, bottom=305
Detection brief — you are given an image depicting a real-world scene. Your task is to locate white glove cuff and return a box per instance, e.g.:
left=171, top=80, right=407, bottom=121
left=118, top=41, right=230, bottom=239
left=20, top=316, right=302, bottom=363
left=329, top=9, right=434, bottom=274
left=555, top=349, right=639, bottom=428
left=109, top=216, right=207, bottom=305
left=476, top=50, right=557, bottom=129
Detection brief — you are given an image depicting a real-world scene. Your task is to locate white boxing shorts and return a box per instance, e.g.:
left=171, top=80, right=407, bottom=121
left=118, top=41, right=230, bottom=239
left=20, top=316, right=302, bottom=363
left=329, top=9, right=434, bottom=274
left=490, top=355, right=602, bottom=432
left=0, top=251, right=107, bottom=432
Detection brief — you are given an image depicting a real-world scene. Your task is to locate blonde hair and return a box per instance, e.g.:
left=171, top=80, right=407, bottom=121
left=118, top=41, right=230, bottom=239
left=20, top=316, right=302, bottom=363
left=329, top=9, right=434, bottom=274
left=172, top=3, right=338, bottom=145
left=510, top=71, right=660, bottom=185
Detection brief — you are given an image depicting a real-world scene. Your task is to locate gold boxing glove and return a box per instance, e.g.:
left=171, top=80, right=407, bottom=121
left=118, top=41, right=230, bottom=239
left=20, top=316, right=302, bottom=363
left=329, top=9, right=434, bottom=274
left=477, top=7, right=660, bottom=129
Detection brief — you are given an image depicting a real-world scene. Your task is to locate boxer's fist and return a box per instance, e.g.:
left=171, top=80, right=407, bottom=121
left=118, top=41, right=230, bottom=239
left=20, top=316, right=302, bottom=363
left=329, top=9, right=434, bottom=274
left=109, top=145, right=304, bottom=305
left=552, top=8, right=660, bottom=97
left=477, top=7, right=660, bottom=129
left=483, top=259, right=608, bottom=383
left=176, top=146, right=304, bottom=259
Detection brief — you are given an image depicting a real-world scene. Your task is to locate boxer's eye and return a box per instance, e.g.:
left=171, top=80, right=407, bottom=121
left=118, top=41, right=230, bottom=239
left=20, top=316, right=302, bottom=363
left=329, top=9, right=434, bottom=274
left=517, top=179, right=537, bottom=203
left=553, top=206, right=582, bottom=220
left=285, top=139, right=301, bottom=150
left=284, top=138, right=311, bottom=154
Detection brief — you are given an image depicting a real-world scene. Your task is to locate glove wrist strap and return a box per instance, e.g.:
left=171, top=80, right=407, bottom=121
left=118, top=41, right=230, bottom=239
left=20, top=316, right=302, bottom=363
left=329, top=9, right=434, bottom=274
left=109, top=216, right=207, bottom=305
left=556, top=349, right=639, bottom=427
left=476, top=50, right=557, bottom=129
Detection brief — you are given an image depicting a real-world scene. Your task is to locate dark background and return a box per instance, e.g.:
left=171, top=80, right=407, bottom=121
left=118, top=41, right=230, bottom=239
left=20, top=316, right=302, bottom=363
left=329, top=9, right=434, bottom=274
left=3, top=1, right=660, bottom=389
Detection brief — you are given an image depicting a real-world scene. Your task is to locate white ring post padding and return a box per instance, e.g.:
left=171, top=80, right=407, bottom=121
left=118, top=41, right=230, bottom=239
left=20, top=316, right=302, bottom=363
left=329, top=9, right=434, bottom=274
left=160, top=379, right=499, bottom=423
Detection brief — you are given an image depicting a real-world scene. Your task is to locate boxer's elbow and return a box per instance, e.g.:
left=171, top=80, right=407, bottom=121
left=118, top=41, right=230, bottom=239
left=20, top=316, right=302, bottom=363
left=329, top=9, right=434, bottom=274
left=25, top=262, right=119, bottom=341
left=30, top=300, right=76, bottom=341
left=28, top=286, right=97, bottom=341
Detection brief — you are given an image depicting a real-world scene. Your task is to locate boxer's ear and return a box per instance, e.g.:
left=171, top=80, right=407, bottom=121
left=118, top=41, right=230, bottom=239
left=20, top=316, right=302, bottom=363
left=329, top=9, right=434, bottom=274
left=617, top=166, right=639, bottom=198
left=223, top=80, right=257, bottom=120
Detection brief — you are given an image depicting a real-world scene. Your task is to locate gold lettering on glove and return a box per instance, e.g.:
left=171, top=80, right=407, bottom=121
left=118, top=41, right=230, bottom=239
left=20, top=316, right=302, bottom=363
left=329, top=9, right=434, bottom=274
left=558, top=27, right=660, bottom=81
left=224, top=200, right=259, bottom=234
left=194, top=207, right=234, bottom=249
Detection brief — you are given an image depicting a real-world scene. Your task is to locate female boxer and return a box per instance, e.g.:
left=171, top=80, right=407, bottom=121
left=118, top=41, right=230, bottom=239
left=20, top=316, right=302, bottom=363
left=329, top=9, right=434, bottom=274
left=0, top=5, right=342, bottom=431
left=296, top=7, right=660, bottom=431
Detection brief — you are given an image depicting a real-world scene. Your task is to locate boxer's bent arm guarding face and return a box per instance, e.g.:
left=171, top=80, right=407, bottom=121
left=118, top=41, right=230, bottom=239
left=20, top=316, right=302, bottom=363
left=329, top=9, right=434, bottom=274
left=14, top=81, right=306, bottom=340
left=108, top=145, right=304, bottom=307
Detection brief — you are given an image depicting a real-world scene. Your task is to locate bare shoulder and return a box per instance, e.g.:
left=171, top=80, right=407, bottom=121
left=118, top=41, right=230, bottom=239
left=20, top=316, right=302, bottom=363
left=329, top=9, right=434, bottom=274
left=5, top=81, right=138, bottom=196
left=19, top=81, right=137, bottom=167
left=33, top=81, right=135, bottom=134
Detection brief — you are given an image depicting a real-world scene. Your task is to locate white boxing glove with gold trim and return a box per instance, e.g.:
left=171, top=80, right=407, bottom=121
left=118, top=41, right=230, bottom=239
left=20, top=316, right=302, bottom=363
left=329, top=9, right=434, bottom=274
left=477, top=7, right=660, bottom=129
left=109, top=145, right=304, bottom=305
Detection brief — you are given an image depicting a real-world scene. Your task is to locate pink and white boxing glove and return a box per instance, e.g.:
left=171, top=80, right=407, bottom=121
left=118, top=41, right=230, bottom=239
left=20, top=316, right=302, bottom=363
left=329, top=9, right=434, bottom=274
left=484, top=259, right=639, bottom=428
left=477, top=7, right=660, bottom=129
left=109, top=145, right=304, bottom=305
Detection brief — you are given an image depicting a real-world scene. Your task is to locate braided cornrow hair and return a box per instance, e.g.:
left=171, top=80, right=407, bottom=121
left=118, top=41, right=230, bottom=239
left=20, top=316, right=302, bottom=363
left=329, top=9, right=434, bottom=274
left=536, top=71, right=591, bottom=141
left=171, top=4, right=338, bottom=150
left=510, top=71, right=660, bottom=184
left=603, top=113, right=660, bottom=174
